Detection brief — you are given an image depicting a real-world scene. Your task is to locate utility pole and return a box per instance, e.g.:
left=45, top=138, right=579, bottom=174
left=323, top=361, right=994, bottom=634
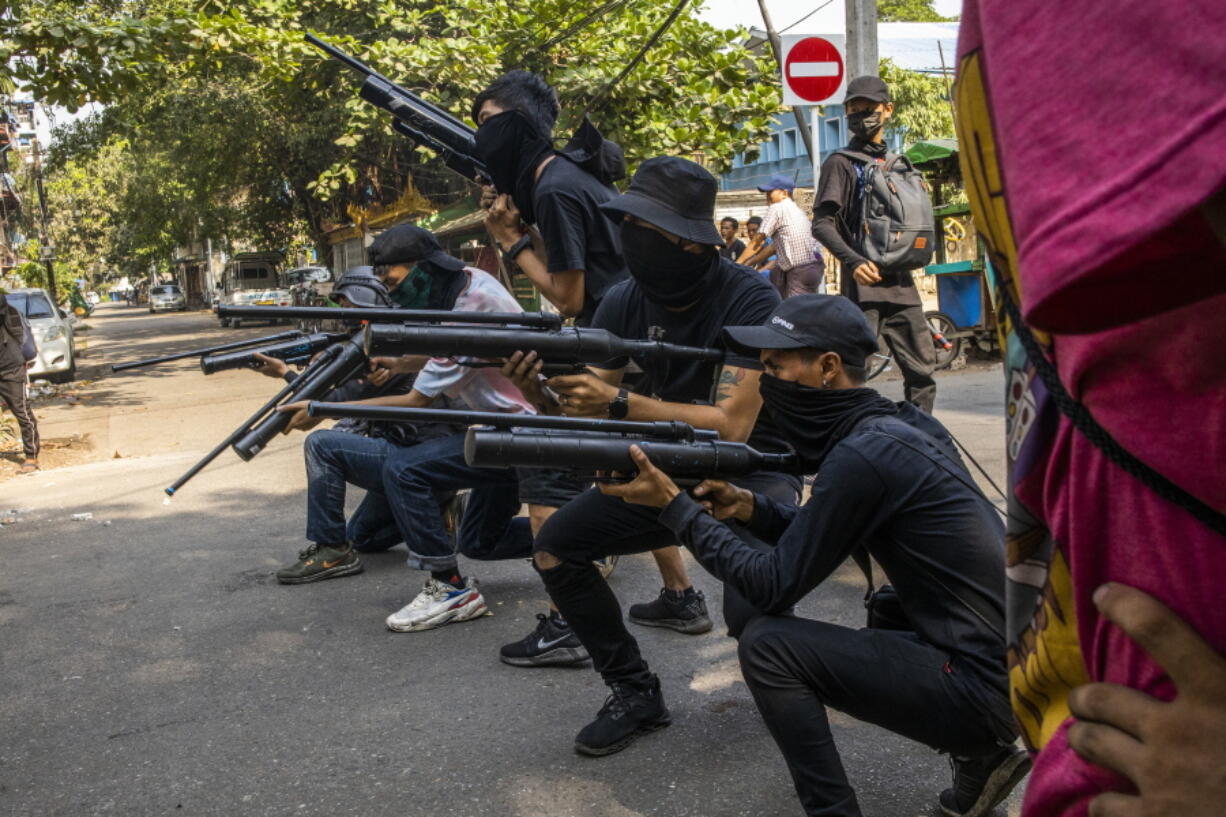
left=30, top=138, right=58, bottom=305
left=845, top=0, right=879, bottom=79
left=757, top=0, right=816, bottom=165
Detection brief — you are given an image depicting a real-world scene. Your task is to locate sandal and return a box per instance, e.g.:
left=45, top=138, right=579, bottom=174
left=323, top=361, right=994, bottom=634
left=18, top=459, right=38, bottom=474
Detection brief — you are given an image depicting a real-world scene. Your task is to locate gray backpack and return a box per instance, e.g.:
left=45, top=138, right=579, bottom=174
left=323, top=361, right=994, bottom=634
left=837, top=149, right=935, bottom=272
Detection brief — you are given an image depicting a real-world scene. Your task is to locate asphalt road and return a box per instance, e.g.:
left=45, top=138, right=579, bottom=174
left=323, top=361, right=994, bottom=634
left=0, top=303, right=1023, bottom=817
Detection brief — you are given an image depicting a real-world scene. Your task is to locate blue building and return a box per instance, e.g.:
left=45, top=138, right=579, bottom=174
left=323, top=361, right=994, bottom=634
left=719, top=22, right=958, bottom=192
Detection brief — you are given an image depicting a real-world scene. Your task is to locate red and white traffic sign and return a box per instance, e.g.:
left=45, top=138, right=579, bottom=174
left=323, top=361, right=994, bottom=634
left=780, top=34, right=847, bottom=106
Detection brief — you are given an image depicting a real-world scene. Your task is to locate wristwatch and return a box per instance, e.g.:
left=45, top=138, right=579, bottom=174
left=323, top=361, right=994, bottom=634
left=500, top=233, right=533, bottom=270
left=607, top=388, right=630, bottom=420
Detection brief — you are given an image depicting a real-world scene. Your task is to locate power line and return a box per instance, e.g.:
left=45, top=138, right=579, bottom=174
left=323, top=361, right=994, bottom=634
left=583, top=0, right=692, bottom=119
left=779, top=1, right=834, bottom=34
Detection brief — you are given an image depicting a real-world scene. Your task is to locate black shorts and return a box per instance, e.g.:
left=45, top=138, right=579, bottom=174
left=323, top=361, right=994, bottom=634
left=516, top=467, right=588, bottom=508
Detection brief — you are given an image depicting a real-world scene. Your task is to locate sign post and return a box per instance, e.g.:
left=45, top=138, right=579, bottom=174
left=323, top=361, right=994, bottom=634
left=780, top=34, right=847, bottom=200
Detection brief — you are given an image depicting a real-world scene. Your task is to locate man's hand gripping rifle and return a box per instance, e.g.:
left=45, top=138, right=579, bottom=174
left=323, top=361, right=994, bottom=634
left=305, top=405, right=796, bottom=484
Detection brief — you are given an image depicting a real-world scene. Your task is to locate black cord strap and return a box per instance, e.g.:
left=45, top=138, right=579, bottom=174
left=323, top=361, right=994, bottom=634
left=999, top=286, right=1226, bottom=537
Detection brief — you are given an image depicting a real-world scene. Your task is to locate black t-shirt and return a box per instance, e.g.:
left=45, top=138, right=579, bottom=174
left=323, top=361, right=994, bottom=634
left=591, top=257, right=789, bottom=454
left=718, top=239, right=746, bottom=261
left=532, top=156, right=630, bottom=326
left=814, top=146, right=920, bottom=307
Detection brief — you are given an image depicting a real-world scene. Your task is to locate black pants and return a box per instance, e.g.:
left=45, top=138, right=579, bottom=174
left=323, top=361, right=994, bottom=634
left=533, top=471, right=800, bottom=688
left=0, top=374, right=39, bottom=459
left=862, top=302, right=936, bottom=413
left=738, top=616, right=1013, bottom=817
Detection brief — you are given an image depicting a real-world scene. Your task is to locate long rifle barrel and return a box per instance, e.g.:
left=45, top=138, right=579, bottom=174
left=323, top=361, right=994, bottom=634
left=464, top=429, right=796, bottom=480
left=306, top=33, right=488, bottom=183
left=305, top=403, right=719, bottom=441
left=200, top=332, right=349, bottom=375
left=365, top=325, right=725, bottom=367
left=218, top=305, right=562, bottom=329
left=111, top=331, right=305, bottom=372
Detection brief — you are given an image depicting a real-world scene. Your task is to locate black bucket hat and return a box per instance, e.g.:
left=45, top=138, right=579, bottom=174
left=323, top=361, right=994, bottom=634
left=599, top=156, right=724, bottom=246
left=368, top=224, right=465, bottom=273
left=332, top=266, right=393, bottom=308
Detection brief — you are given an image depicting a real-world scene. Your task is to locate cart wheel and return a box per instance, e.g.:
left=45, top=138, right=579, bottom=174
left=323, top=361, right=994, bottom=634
left=925, top=311, right=964, bottom=371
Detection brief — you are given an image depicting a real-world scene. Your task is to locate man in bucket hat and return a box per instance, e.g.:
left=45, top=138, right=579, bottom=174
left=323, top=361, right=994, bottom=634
left=501, top=156, right=801, bottom=755
left=597, top=293, right=1028, bottom=817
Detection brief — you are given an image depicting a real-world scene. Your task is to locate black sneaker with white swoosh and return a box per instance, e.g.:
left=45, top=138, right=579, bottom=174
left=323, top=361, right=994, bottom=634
left=499, top=611, right=590, bottom=667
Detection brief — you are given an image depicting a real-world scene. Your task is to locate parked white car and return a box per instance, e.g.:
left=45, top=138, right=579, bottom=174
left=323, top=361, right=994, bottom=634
left=5, top=287, right=76, bottom=383
left=149, top=284, right=188, bottom=312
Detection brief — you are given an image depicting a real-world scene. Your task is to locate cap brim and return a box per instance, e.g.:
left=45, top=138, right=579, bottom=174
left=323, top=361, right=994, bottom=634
left=426, top=250, right=466, bottom=272
left=722, top=325, right=810, bottom=356
left=600, top=191, right=723, bottom=246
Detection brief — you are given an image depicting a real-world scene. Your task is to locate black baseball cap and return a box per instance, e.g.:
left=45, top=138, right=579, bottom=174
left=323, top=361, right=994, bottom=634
left=368, top=224, right=465, bottom=272
left=844, top=75, right=890, bottom=104
left=599, top=156, right=724, bottom=246
left=723, top=294, right=879, bottom=367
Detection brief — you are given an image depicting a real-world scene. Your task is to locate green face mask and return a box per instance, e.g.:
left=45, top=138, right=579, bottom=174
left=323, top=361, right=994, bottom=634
left=388, top=265, right=433, bottom=309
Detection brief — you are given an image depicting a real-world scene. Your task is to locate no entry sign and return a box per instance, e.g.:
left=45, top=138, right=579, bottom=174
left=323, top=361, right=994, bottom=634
left=780, top=34, right=847, bottom=106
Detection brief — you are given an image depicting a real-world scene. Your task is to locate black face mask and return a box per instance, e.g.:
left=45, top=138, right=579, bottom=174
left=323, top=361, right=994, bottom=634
left=619, top=220, right=718, bottom=308
left=847, top=109, right=884, bottom=140
left=758, top=374, right=898, bottom=470
left=474, top=110, right=555, bottom=223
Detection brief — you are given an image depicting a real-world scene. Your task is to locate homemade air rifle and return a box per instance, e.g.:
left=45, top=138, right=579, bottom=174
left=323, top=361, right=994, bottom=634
left=111, top=330, right=307, bottom=373
left=306, top=404, right=796, bottom=483
left=305, top=33, right=489, bottom=185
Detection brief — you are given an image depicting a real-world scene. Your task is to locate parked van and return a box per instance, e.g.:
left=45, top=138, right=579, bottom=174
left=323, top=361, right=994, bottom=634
left=216, top=252, right=292, bottom=328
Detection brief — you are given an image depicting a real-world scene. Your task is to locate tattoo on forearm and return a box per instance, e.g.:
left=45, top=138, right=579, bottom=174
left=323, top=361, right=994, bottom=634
left=715, top=368, right=747, bottom=403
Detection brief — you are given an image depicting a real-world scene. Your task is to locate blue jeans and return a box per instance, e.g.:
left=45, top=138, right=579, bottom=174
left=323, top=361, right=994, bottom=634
left=304, top=430, right=401, bottom=548
left=382, top=434, right=532, bottom=572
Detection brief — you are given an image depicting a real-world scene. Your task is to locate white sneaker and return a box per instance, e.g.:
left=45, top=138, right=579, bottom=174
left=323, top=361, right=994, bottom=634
left=385, top=578, right=488, bottom=632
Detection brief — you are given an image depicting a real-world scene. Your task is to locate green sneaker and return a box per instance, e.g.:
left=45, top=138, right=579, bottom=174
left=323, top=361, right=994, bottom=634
left=275, top=543, right=363, bottom=585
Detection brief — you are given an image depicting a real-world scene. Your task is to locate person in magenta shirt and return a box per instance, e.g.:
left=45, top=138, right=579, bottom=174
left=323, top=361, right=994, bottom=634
left=953, top=2, right=1226, bottom=815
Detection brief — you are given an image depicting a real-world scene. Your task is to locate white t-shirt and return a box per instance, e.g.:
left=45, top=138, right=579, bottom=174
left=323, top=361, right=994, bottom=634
left=410, top=268, right=537, bottom=415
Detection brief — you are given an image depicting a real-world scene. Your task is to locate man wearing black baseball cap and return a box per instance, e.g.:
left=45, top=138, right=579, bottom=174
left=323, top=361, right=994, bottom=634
left=812, top=75, right=938, bottom=413
left=599, top=295, right=1028, bottom=816
left=508, top=156, right=801, bottom=755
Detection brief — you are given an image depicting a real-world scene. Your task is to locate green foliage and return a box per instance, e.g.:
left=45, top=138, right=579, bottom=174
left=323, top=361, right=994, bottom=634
left=881, top=58, right=955, bottom=144
left=4, top=0, right=784, bottom=269
left=878, top=0, right=956, bottom=23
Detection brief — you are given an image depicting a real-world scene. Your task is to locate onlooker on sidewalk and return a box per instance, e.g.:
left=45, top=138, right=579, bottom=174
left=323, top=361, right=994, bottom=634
left=737, top=216, right=776, bottom=276
left=743, top=175, right=823, bottom=298
left=812, top=76, right=937, bottom=413
left=718, top=217, right=746, bottom=261
left=0, top=292, right=40, bottom=473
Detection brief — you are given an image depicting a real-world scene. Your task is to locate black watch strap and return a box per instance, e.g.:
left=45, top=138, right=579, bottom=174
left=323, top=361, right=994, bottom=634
left=501, top=234, right=533, bottom=268
left=607, top=387, right=630, bottom=420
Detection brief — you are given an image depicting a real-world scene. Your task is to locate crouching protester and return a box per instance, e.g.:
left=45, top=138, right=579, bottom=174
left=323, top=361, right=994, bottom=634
left=519, top=156, right=801, bottom=756
left=278, top=224, right=589, bottom=639
left=248, top=267, right=454, bottom=583
left=598, top=294, right=1030, bottom=817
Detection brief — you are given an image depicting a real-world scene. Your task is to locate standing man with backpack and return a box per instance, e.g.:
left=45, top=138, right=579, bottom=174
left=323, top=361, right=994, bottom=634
left=812, top=76, right=938, bottom=412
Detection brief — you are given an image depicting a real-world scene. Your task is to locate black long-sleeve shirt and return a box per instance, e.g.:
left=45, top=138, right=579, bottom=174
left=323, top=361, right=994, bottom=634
left=658, top=406, right=1010, bottom=713
left=812, top=143, right=921, bottom=306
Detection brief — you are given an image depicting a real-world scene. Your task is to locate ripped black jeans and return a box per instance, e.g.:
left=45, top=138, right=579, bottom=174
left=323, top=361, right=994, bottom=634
left=532, top=471, right=800, bottom=688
